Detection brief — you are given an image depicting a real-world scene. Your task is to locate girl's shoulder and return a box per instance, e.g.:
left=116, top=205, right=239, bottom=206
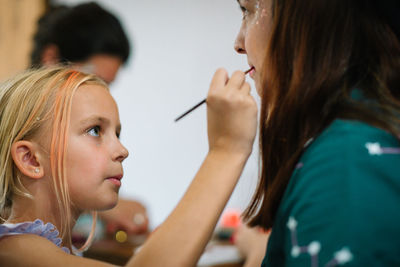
left=0, top=220, right=112, bottom=266
left=0, top=219, right=70, bottom=253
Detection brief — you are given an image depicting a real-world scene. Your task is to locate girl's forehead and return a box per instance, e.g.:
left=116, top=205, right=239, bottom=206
left=72, top=84, right=118, bottom=118
left=73, top=84, right=113, bottom=106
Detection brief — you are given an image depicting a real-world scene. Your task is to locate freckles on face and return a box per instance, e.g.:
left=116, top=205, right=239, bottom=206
left=247, top=1, right=272, bottom=67
left=236, top=0, right=273, bottom=95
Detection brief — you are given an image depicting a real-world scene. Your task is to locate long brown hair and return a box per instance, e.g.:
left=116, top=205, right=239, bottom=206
left=244, top=0, right=400, bottom=229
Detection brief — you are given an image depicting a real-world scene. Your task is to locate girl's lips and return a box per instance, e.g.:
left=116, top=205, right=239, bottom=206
left=106, top=175, right=123, bottom=187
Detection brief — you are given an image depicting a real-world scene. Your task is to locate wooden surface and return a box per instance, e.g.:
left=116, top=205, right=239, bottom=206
left=0, top=0, right=46, bottom=81
left=81, top=234, right=243, bottom=267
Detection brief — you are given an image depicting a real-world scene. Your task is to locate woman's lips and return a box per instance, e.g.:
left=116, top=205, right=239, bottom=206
left=249, top=66, right=256, bottom=78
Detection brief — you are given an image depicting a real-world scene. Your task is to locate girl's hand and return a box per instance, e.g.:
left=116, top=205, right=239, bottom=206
left=207, top=68, right=258, bottom=157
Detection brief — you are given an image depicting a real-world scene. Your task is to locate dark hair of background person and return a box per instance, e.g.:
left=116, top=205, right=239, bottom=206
left=243, top=0, right=400, bottom=229
left=30, top=2, right=130, bottom=67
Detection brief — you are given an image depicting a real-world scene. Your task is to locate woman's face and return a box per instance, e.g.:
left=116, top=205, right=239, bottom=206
left=234, top=0, right=273, bottom=96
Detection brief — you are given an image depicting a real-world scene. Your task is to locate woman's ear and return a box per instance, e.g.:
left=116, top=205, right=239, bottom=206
left=11, top=141, right=44, bottom=179
left=40, top=44, right=60, bottom=66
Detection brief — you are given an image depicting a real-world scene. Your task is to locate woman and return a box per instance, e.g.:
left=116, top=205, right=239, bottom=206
left=234, top=0, right=400, bottom=265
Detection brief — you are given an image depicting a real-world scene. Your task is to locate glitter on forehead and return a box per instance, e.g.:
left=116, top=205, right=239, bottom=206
left=254, top=0, right=261, bottom=24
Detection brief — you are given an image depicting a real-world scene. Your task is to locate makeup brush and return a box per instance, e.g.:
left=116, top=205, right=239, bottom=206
left=174, top=68, right=253, bottom=122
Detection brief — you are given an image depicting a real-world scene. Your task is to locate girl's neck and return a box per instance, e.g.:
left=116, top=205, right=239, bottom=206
left=7, top=192, right=81, bottom=251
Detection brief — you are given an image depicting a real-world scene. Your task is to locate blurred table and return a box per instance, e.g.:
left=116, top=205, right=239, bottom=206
left=81, top=234, right=243, bottom=267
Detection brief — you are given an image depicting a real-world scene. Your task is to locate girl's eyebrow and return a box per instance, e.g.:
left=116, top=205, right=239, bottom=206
left=80, top=116, right=122, bottom=132
left=80, top=116, right=108, bottom=126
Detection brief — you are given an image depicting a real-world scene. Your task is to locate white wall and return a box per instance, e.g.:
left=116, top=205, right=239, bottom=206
left=55, top=0, right=260, bottom=228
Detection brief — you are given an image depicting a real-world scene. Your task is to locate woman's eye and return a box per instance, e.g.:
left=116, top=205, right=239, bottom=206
left=87, top=126, right=101, bottom=137
left=240, top=6, right=249, bottom=19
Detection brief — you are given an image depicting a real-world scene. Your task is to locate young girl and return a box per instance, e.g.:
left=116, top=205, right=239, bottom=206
left=31, top=1, right=147, bottom=237
left=0, top=67, right=258, bottom=266
left=232, top=0, right=400, bottom=266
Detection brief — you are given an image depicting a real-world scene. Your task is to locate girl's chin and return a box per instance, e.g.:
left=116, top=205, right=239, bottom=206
left=91, top=195, right=119, bottom=211
left=100, top=200, right=119, bottom=211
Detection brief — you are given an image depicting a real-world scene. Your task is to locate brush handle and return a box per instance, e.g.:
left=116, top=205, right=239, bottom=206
left=174, top=99, right=206, bottom=122
left=174, top=68, right=252, bottom=122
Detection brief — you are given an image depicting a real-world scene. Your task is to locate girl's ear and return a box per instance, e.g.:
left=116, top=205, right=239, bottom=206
left=11, top=141, right=44, bottom=179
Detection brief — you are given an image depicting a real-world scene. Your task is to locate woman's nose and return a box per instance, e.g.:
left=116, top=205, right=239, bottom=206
left=234, top=28, right=246, bottom=54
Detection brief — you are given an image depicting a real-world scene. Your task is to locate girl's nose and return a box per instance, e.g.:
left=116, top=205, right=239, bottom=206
left=114, top=142, right=129, bottom=162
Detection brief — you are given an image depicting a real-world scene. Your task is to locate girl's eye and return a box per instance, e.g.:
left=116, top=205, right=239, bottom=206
left=87, top=126, right=101, bottom=137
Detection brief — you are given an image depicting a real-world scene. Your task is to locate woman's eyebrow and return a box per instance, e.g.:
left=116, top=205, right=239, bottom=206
left=237, top=0, right=250, bottom=8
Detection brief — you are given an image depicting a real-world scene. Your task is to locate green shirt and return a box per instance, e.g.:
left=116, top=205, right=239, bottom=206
left=262, top=119, right=400, bottom=266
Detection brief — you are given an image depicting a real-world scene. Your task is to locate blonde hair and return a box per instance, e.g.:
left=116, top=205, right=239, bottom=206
left=0, top=67, right=107, bottom=252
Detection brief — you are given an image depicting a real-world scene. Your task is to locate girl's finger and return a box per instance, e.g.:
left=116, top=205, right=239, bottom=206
left=226, top=70, right=245, bottom=90
left=240, top=82, right=251, bottom=95
left=209, top=68, right=229, bottom=93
